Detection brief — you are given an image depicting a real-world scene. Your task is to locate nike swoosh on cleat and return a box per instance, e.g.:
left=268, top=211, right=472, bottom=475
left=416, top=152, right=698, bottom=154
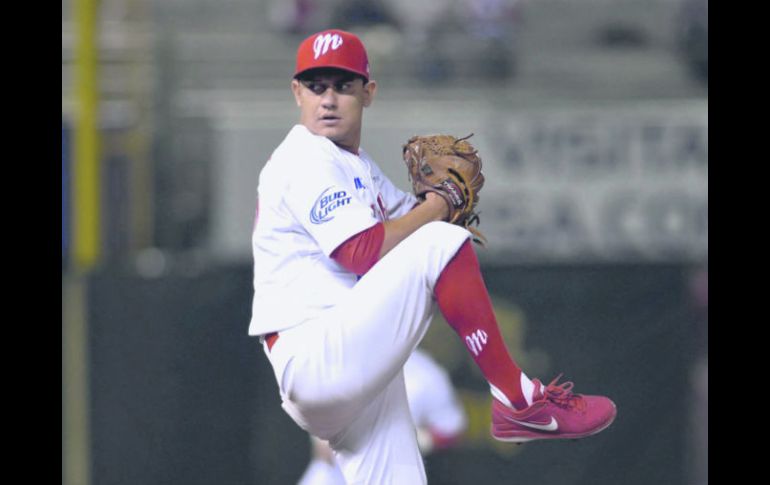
left=505, top=416, right=559, bottom=432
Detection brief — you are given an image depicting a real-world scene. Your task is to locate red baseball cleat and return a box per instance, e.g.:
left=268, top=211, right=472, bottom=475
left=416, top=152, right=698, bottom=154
left=491, top=374, right=617, bottom=443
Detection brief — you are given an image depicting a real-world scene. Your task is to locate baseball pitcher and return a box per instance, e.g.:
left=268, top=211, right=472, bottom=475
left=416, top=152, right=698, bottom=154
left=250, top=29, right=616, bottom=484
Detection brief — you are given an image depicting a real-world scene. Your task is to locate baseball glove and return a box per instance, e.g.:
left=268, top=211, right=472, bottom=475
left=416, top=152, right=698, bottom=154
left=403, top=133, right=486, bottom=245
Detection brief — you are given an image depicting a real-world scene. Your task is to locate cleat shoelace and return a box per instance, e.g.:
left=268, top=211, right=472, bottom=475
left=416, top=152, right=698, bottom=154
left=543, top=374, right=587, bottom=412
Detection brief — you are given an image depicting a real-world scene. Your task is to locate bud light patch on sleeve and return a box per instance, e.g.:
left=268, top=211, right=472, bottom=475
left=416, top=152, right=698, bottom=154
left=310, top=186, right=353, bottom=224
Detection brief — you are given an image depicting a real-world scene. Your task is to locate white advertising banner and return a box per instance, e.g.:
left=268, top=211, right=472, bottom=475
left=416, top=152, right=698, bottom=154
left=476, top=101, right=708, bottom=262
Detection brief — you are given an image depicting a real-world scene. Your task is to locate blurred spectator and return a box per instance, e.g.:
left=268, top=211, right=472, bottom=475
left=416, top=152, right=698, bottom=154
left=269, top=0, right=400, bottom=35
left=460, top=0, right=522, bottom=79
left=388, top=0, right=522, bottom=82
left=460, top=0, right=522, bottom=41
left=676, top=0, right=708, bottom=84
left=331, top=0, right=399, bottom=29
left=268, top=0, right=337, bottom=35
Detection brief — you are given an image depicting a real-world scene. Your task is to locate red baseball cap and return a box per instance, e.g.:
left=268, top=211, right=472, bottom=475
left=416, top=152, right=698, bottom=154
left=294, top=29, right=370, bottom=81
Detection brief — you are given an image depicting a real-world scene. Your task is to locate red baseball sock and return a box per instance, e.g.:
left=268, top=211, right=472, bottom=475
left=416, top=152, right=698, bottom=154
left=434, top=240, right=528, bottom=410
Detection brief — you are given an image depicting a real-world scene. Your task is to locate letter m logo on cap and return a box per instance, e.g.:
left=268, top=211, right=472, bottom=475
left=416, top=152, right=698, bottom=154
left=313, top=33, right=343, bottom=59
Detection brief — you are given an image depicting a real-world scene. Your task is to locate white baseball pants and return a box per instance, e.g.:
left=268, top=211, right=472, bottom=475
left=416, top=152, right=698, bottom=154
left=263, top=221, right=470, bottom=484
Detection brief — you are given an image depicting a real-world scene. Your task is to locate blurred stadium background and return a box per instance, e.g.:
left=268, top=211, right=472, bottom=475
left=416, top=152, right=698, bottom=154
left=62, top=0, right=707, bottom=484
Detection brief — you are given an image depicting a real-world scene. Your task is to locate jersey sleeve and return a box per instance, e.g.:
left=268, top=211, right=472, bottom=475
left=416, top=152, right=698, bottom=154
left=330, top=222, right=385, bottom=276
left=284, top=158, right=379, bottom=257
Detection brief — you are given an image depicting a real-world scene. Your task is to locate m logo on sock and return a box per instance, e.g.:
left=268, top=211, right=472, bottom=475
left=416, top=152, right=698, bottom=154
left=465, top=329, right=488, bottom=356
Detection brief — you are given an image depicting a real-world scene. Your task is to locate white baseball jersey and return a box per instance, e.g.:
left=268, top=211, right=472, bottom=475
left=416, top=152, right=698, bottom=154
left=249, top=124, right=417, bottom=337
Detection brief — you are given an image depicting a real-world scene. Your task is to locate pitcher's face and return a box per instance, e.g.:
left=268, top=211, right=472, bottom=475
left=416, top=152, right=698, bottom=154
left=292, top=69, right=377, bottom=152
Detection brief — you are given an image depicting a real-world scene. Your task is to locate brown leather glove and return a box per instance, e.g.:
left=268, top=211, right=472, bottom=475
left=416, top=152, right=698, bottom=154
left=403, top=134, right=486, bottom=245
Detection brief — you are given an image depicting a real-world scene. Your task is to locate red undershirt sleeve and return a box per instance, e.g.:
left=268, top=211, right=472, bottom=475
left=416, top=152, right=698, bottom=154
left=330, top=222, right=385, bottom=276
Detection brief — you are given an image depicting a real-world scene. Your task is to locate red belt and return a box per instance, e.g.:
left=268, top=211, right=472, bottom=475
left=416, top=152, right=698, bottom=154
left=265, top=332, right=280, bottom=351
